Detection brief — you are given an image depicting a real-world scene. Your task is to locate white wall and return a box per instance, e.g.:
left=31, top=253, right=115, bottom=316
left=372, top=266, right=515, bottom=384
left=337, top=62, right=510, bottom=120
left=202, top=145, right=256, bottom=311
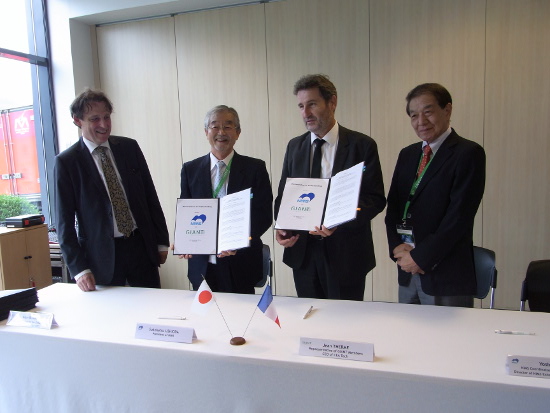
left=47, top=0, right=265, bottom=150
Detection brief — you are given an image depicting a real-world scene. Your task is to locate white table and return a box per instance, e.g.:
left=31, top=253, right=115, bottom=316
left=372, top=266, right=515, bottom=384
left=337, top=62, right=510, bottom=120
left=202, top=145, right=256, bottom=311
left=1, top=283, right=549, bottom=412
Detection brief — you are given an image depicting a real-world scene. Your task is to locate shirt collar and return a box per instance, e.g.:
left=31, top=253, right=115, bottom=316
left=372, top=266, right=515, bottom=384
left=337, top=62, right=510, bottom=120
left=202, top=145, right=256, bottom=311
left=82, top=137, right=111, bottom=154
left=210, top=150, right=234, bottom=170
left=422, top=127, right=452, bottom=154
left=310, top=121, right=339, bottom=146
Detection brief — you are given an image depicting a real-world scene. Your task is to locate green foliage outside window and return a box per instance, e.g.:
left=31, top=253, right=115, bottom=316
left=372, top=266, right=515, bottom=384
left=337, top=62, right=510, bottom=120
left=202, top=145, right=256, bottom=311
left=0, top=194, right=39, bottom=223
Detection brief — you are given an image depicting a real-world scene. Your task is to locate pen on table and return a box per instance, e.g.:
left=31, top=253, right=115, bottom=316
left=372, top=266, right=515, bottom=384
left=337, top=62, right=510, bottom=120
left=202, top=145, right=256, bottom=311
left=303, top=306, right=314, bottom=319
left=158, top=316, right=186, bottom=320
left=494, top=329, right=535, bottom=335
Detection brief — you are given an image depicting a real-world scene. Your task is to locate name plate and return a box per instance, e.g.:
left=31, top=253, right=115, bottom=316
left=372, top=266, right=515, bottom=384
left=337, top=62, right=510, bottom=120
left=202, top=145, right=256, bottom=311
left=299, top=337, right=374, bottom=362
left=135, top=323, right=196, bottom=344
left=506, top=355, right=550, bottom=379
left=7, top=311, right=58, bottom=329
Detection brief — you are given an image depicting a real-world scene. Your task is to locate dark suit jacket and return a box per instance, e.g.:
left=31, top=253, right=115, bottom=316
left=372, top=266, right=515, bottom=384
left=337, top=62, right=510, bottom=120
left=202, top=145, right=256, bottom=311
left=274, top=125, right=386, bottom=286
left=385, top=129, right=486, bottom=296
left=180, top=152, right=273, bottom=291
left=54, top=136, right=170, bottom=285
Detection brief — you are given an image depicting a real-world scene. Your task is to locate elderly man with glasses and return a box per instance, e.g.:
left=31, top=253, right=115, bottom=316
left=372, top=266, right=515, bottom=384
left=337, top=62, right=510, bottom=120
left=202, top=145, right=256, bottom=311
left=178, top=105, right=272, bottom=293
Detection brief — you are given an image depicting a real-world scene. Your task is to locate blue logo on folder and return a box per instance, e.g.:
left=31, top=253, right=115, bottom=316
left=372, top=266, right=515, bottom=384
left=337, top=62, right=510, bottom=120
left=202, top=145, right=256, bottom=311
left=297, top=193, right=315, bottom=203
left=190, top=214, right=207, bottom=225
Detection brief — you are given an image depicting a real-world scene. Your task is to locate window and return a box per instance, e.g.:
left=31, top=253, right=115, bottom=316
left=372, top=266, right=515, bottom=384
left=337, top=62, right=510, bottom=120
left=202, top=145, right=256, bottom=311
left=0, top=0, right=57, bottom=224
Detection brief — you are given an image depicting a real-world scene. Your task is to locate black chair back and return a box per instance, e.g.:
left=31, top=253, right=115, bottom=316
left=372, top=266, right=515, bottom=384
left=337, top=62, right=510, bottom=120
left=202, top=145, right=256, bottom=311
left=520, top=260, right=550, bottom=312
left=473, top=246, right=497, bottom=308
left=255, top=244, right=272, bottom=288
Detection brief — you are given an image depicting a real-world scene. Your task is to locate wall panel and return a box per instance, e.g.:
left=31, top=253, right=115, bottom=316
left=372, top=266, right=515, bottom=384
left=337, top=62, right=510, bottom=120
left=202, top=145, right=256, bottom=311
left=265, top=0, right=372, bottom=298
left=92, top=0, right=550, bottom=309
left=96, top=18, right=184, bottom=288
left=370, top=0, right=486, bottom=303
left=174, top=5, right=273, bottom=293
left=485, top=0, right=550, bottom=309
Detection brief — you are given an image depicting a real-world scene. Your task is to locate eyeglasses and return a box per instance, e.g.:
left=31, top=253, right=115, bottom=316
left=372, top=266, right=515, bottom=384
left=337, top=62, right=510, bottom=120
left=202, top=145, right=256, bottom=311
left=208, top=125, right=238, bottom=133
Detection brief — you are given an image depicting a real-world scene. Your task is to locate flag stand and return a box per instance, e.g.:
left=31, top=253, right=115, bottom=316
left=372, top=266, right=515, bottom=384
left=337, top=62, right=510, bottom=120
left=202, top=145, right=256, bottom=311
left=230, top=336, right=246, bottom=345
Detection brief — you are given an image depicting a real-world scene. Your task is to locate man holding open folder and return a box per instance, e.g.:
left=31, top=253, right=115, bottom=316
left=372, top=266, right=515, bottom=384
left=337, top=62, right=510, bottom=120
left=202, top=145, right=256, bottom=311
left=274, top=75, right=386, bottom=301
left=179, top=105, right=272, bottom=294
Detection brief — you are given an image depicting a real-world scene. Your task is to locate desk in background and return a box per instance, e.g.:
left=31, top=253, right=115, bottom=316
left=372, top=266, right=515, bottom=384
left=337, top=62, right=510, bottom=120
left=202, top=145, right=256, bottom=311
left=1, top=283, right=549, bottom=412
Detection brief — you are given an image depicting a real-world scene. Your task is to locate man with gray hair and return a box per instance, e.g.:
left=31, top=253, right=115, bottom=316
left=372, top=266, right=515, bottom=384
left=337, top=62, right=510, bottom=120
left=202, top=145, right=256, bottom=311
left=274, top=75, right=386, bottom=301
left=179, top=105, right=272, bottom=293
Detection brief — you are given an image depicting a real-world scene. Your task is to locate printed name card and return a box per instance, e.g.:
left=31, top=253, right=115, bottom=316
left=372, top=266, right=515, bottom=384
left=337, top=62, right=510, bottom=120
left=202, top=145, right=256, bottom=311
left=506, top=355, right=550, bottom=379
left=7, top=311, right=58, bottom=329
left=135, top=323, right=196, bottom=344
left=299, top=337, right=374, bottom=362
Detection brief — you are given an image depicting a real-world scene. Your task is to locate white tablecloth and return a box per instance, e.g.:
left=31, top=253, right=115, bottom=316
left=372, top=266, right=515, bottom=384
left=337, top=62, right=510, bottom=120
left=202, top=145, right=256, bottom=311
left=1, top=283, right=549, bottom=412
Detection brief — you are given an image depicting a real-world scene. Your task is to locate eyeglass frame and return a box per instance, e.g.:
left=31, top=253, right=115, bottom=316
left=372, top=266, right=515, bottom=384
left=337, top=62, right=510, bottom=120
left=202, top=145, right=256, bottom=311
left=207, top=124, right=239, bottom=133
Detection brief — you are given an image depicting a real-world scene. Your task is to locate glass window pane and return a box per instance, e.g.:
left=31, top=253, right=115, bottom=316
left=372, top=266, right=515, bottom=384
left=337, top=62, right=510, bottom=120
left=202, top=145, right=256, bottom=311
left=0, top=56, right=42, bottom=216
left=0, top=1, right=31, bottom=54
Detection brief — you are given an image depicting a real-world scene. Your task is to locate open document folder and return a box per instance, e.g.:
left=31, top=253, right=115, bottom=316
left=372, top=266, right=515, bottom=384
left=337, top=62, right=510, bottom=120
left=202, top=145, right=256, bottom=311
left=173, top=188, right=251, bottom=255
left=275, top=162, right=364, bottom=231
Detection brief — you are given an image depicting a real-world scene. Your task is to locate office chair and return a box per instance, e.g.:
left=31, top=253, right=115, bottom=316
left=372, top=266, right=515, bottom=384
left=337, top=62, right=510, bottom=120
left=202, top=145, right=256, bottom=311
left=520, top=260, right=550, bottom=312
left=255, top=244, right=273, bottom=288
left=473, top=246, right=497, bottom=309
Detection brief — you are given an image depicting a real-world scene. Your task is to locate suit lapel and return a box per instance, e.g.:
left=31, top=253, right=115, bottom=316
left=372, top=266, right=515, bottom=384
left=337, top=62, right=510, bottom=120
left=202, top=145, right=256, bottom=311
left=109, top=136, right=131, bottom=194
left=402, top=142, right=423, bottom=192
left=296, top=133, right=312, bottom=178
left=412, top=131, right=458, bottom=199
left=197, top=154, right=214, bottom=198
left=227, top=152, right=245, bottom=194
left=332, top=125, right=349, bottom=175
left=78, top=138, right=108, bottom=196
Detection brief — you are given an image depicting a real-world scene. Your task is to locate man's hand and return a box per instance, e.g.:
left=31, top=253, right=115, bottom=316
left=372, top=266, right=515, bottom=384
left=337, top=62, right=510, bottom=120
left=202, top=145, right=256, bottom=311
left=77, top=273, right=97, bottom=292
left=276, top=229, right=299, bottom=248
left=217, top=250, right=236, bottom=258
left=393, top=243, right=413, bottom=256
left=394, top=249, right=425, bottom=274
left=309, top=225, right=337, bottom=238
left=158, top=250, right=168, bottom=265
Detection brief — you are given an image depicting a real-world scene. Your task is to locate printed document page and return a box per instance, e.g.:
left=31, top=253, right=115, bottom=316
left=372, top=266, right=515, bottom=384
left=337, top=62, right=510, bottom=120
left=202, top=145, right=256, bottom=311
left=323, top=162, right=364, bottom=229
left=173, top=199, right=218, bottom=255
left=217, top=188, right=251, bottom=253
left=275, top=178, right=329, bottom=231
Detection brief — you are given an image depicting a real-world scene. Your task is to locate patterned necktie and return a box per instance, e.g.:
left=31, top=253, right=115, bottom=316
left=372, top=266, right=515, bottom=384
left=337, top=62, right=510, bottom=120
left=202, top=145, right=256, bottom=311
left=95, top=146, right=134, bottom=237
left=214, top=160, right=226, bottom=198
left=417, top=144, right=432, bottom=177
left=311, top=138, right=326, bottom=178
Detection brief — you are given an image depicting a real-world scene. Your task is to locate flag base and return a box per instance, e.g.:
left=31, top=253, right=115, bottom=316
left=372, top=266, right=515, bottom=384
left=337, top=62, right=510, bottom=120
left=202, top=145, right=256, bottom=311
left=230, top=336, right=246, bottom=346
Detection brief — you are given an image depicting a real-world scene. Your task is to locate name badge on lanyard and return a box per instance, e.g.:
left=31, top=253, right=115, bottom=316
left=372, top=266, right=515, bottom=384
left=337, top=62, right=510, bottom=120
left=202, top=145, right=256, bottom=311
left=396, top=149, right=434, bottom=248
left=396, top=224, right=415, bottom=248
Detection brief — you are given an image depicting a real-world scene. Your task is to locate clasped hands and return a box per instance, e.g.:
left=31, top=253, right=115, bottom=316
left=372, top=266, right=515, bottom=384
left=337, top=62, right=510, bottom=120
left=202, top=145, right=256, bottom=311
left=393, top=243, right=425, bottom=274
left=276, top=225, right=337, bottom=248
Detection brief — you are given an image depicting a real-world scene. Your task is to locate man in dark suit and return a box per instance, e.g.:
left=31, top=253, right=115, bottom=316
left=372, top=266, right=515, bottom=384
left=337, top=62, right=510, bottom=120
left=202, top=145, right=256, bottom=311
left=274, top=74, right=386, bottom=301
left=54, top=89, right=170, bottom=292
left=179, top=105, right=272, bottom=294
left=385, top=83, right=486, bottom=307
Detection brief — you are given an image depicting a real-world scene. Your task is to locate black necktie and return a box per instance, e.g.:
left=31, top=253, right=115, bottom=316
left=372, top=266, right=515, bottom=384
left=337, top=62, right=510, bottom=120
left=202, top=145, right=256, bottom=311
left=311, top=139, right=326, bottom=178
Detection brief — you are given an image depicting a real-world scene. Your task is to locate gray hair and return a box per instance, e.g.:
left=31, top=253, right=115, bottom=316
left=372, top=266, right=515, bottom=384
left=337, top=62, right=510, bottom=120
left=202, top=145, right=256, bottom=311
left=203, top=105, right=241, bottom=131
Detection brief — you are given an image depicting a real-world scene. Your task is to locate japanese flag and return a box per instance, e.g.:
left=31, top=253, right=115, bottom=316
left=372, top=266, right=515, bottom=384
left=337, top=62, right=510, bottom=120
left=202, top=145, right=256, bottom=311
left=191, top=280, right=214, bottom=315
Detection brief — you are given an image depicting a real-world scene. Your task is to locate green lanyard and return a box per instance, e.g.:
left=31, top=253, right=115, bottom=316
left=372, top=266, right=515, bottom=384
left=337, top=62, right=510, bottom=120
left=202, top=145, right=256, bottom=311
left=401, top=152, right=434, bottom=222
left=212, top=157, right=233, bottom=198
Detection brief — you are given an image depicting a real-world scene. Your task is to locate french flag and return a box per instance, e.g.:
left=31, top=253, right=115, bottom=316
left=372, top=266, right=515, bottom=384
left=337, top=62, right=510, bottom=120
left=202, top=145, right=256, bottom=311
left=257, top=285, right=280, bottom=328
